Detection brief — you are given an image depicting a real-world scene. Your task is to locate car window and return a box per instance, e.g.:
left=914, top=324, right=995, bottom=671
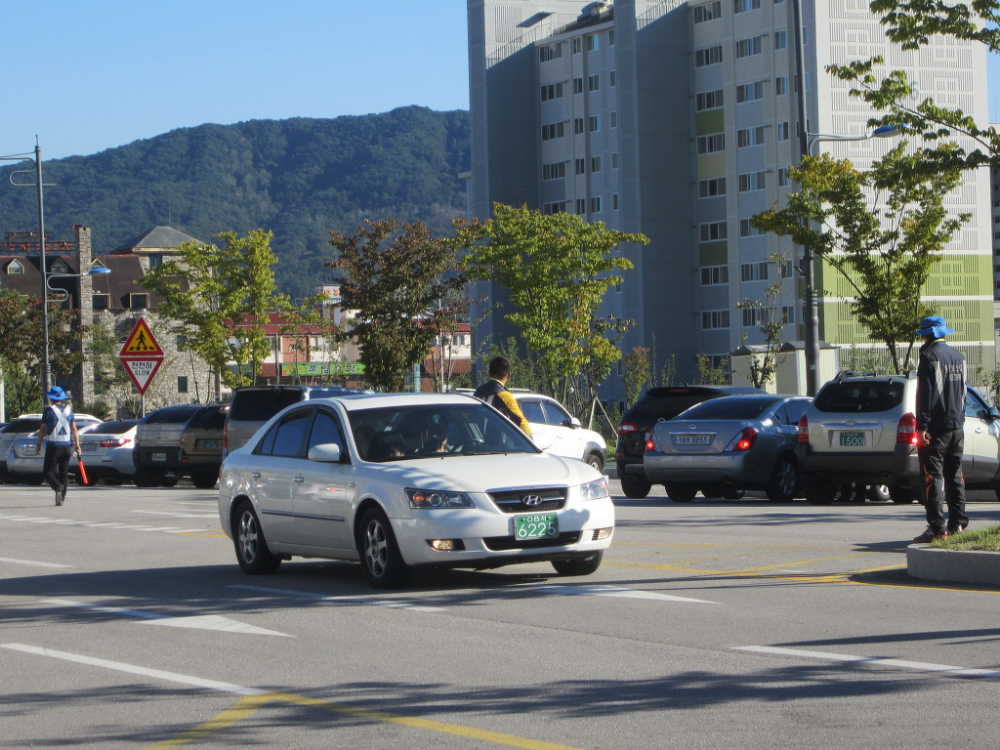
left=88, top=421, right=139, bottom=434
left=256, top=409, right=313, bottom=458
left=781, top=399, right=811, bottom=425
left=542, top=400, right=572, bottom=426
left=144, top=405, right=201, bottom=424
left=965, top=388, right=990, bottom=419
left=308, top=410, right=345, bottom=455
left=519, top=400, right=545, bottom=424
left=630, top=392, right=722, bottom=420
left=3, top=419, right=43, bottom=434
left=677, top=396, right=780, bottom=420
left=814, top=381, right=903, bottom=413
left=230, top=389, right=305, bottom=421
left=188, top=407, right=227, bottom=430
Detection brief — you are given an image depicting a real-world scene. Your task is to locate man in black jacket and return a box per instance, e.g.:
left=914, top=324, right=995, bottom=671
left=913, top=315, right=968, bottom=542
left=473, top=357, right=531, bottom=435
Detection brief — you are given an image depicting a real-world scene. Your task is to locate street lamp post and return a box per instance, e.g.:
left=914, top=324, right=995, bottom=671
left=46, top=266, right=113, bottom=397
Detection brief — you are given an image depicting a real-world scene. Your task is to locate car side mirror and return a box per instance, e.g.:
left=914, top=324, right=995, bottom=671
left=990, top=407, right=1000, bottom=420
left=308, top=443, right=342, bottom=463
left=563, top=417, right=582, bottom=429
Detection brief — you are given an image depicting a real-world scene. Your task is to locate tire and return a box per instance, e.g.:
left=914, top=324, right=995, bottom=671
left=889, top=486, right=919, bottom=504
left=722, top=488, right=746, bottom=500
left=191, top=472, right=218, bottom=489
left=585, top=452, right=605, bottom=473
left=765, top=455, right=798, bottom=503
left=134, top=469, right=158, bottom=488
left=620, top=471, right=652, bottom=499
left=665, top=483, right=696, bottom=502
left=701, top=484, right=723, bottom=499
left=552, top=551, right=603, bottom=576
left=357, top=507, right=410, bottom=588
left=867, top=484, right=891, bottom=503
left=233, top=500, right=281, bottom=574
left=161, top=475, right=179, bottom=488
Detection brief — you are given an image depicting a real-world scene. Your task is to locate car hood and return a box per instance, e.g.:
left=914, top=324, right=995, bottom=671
left=378, top=452, right=600, bottom=491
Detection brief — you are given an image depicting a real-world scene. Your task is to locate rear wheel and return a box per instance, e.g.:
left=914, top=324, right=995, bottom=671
left=889, top=486, right=919, bottom=504
left=233, top=500, right=281, bottom=574
left=191, top=471, right=218, bottom=489
left=620, top=471, right=652, bottom=499
left=766, top=455, right=798, bottom=503
left=867, top=484, right=891, bottom=503
left=552, top=551, right=603, bottom=576
left=357, top=507, right=410, bottom=588
left=665, top=483, right=696, bottom=503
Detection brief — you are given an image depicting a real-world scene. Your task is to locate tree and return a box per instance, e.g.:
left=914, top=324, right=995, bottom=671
left=623, top=347, right=651, bottom=409
left=456, top=203, right=648, bottom=402
left=0, top=290, right=86, bottom=416
left=752, top=145, right=968, bottom=374
left=140, top=229, right=298, bottom=395
left=326, top=219, right=467, bottom=392
left=828, top=2, right=1000, bottom=171
left=736, top=254, right=790, bottom=390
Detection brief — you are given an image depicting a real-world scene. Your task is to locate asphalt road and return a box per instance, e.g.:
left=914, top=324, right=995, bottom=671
left=2, top=480, right=999, bottom=749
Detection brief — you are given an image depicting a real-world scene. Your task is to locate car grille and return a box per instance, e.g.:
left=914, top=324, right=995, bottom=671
left=484, top=532, right=582, bottom=550
left=487, top=487, right=567, bottom=514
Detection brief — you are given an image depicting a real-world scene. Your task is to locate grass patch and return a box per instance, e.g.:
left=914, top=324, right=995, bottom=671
left=932, top=524, right=1000, bottom=551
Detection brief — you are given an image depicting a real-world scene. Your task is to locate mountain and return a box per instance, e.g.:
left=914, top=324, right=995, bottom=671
left=0, top=106, right=470, bottom=301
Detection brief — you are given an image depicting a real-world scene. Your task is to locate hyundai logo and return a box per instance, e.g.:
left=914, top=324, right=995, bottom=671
left=522, top=495, right=544, bottom=507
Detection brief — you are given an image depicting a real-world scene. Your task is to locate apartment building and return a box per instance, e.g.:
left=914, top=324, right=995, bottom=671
left=467, top=0, right=992, bottom=398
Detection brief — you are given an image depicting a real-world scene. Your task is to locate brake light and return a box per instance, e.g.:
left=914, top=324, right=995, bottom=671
left=897, top=412, right=918, bottom=445
left=645, top=433, right=659, bottom=452
left=99, top=438, right=127, bottom=448
left=618, top=421, right=639, bottom=434
left=733, top=427, right=757, bottom=452
left=797, top=415, right=809, bottom=444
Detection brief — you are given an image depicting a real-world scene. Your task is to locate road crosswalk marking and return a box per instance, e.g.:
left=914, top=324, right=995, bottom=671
left=734, top=645, right=1000, bottom=678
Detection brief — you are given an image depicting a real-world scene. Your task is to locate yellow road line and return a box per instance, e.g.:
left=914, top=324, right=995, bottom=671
left=139, top=694, right=272, bottom=749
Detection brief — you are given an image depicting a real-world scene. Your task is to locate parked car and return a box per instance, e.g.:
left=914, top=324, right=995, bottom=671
left=179, top=404, right=228, bottom=489
left=643, top=395, right=812, bottom=502
left=6, top=415, right=104, bottom=484
left=133, top=404, right=207, bottom=487
left=616, top=385, right=766, bottom=498
left=456, top=389, right=607, bottom=470
left=77, top=420, right=140, bottom=485
left=219, top=392, right=615, bottom=588
left=796, top=370, right=1000, bottom=504
left=0, top=415, right=45, bottom=482
left=224, top=385, right=367, bottom=457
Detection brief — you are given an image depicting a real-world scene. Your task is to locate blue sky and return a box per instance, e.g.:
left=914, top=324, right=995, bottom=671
left=2, top=1, right=998, bottom=161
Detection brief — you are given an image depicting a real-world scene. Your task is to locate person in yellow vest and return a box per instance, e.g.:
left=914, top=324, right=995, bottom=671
left=473, top=357, right=531, bottom=436
left=36, top=386, right=82, bottom=506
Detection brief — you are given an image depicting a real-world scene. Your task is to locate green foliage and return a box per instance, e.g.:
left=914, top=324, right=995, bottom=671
left=0, top=107, right=470, bottom=301
left=140, top=229, right=295, bottom=391
left=752, top=145, right=967, bottom=374
left=695, top=354, right=731, bottom=386
left=457, top=203, right=647, bottom=402
left=327, top=219, right=467, bottom=392
left=623, top=347, right=650, bottom=408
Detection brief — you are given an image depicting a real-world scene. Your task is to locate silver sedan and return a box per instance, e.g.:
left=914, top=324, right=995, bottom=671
left=643, top=395, right=812, bottom=502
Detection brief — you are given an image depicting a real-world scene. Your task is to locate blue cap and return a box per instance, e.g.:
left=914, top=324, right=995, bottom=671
left=46, top=386, right=68, bottom=401
left=915, top=315, right=954, bottom=339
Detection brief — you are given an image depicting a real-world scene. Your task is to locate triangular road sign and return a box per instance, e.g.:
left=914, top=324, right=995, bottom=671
left=119, top=317, right=164, bottom=358
left=121, top=357, right=164, bottom=395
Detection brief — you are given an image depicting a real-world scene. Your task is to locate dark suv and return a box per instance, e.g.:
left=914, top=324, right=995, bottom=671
left=133, top=404, right=206, bottom=487
left=179, top=404, right=228, bottom=489
left=616, top=385, right=764, bottom=498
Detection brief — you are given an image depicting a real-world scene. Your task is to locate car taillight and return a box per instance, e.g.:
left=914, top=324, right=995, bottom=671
left=99, top=438, right=127, bottom=448
left=797, top=415, right=809, bottom=444
left=223, top=419, right=229, bottom=449
left=897, top=412, right=918, bottom=445
left=617, top=421, right=638, bottom=434
left=645, top=433, right=659, bottom=452
left=733, top=427, right=757, bottom=452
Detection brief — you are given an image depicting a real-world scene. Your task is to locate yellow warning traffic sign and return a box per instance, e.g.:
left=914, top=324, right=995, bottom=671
left=119, top=317, right=164, bottom=358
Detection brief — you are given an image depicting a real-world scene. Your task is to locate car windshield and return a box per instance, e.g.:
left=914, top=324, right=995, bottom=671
left=676, top=396, right=781, bottom=420
left=144, top=405, right=202, bottom=424
left=348, top=403, right=538, bottom=462
left=3, top=420, right=43, bottom=434
left=87, top=421, right=139, bottom=435
left=814, top=381, right=904, bottom=413
left=628, top=390, right=724, bottom=420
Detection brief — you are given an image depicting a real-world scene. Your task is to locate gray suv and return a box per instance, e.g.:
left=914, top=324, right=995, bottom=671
left=796, top=371, right=1000, bottom=504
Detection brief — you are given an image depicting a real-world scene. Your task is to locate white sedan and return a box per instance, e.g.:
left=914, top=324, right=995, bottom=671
left=218, top=393, right=615, bottom=588
left=6, top=415, right=103, bottom=484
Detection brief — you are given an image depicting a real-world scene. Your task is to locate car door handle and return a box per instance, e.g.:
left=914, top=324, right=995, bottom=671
left=250, top=472, right=261, bottom=479
left=293, top=476, right=304, bottom=483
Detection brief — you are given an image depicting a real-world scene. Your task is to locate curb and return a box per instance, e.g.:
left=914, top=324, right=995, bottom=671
left=906, top=544, right=1000, bottom=587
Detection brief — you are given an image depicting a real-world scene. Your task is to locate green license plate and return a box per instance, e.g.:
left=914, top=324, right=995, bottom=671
left=514, top=513, right=558, bottom=541
left=839, top=431, right=865, bottom=447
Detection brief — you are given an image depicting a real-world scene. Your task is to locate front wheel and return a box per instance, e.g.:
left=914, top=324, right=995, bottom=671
left=233, top=500, right=281, bottom=575
left=585, top=452, right=605, bottom=473
left=357, top=508, right=410, bottom=588
left=665, top=483, right=696, bottom=502
left=191, top=471, right=218, bottom=489
left=619, top=470, right=651, bottom=499
left=766, top=456, right=798, bottom=503
left=552, top=551, right=603, bottom=577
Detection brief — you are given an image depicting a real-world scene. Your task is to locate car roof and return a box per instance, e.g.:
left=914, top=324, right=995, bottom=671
left=308, top=392, right=482, bottom=412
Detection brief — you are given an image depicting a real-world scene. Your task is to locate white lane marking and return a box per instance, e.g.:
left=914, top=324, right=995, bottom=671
left=1, top=643, right=266, bottom=696
left=42, top=599, right=292, bottom=637
left=0, top=514, right=200, bottom=536
left=0, top=557, right=73, bottom=569
left=527, top=584, right=717, bottom=604
left=229, top=584, right=446, bottom=613
left=734, top=646, right=1000, bottom=678
left=131, top=511, right=217, bottom=519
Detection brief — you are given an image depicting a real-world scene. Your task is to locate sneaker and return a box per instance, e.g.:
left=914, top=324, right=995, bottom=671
left=60, top=488, right=67, bottom=505
left=948, top=524, right=966, bottom=535
left=54, top=490, right=63, bottom=507
left=913, top=527, right=947, bottom=543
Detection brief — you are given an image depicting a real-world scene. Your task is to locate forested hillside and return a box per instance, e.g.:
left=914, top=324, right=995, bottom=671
left=0, top=106, right=470, bottom=300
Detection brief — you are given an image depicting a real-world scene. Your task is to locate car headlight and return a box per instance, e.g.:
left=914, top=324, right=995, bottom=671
left=580, top=477, right=610, bottom=501
left=406, top=488, right=475, bottom=509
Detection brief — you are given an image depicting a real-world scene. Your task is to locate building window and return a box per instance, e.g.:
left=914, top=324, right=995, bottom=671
left=575, top=158, right=586, bottom=175
left=701, top=265, right=729, bottom=285
left=694, top=1, right=722, bottom=23
left=775, top=76, right=789, bottom=95
left=572, top=37, right=582, bottom=54
left=699, top=177, right=727, bottom=198
left=129, top=293, right=149, bottom=310
left=736, top=36, right=764, bottom=58
left=700, top=222, right=728, bottom=242
left=539, top=42, right=563, bottom=62
left=697, top=133, right=726, bottom=154
left=590, top=196, right=602, bottom=213
left=740, top=262, right=769, bottom=281
left=587, top=34, right=599, bottom=51
left=610, top=111, right=618, bottom=128
left=777, top=121, right=790, bottom=141
left=739, top=219, right=765, bottom=236
left=588, top=115, right=601, bottom=132
left=737, top=127, right=766, bottom=148
left=574, top=117, right=584, bottom=134
left=782, top=306, right=796, bottom=324
left=696, top=89, right=725, bottom=111
left=612, top=193, right=619, bottom=210
left=540, top=82, right=564, bottom=101
left=612, top=152, right=619, bottom=169
left=573, top=77, right=584, bottom=94
left=148, top=254, right=164, bottom=269
left=610, top=70, right=616, bottom=87
left=6, top=260, right=23, bottom=274
left=588, top=74, right=600, bottom=91
left=576, top=198, right=586, bottom=214
left=774, top=30, right=788, bottom=49
left=736, top=81, right=764, bottom=103
left=609, top=29, right=615, bottom=46
left=51, top=259, right=69, bottom=274
left=702, top=310, right=730, bottom=330
left=778, top=168, right=790, bottom=187
left=92, top=294, right=110, bottom=311
left=176, top=335, right=189, bottom=351
left=780, top=260, right=794, bottom=278
left=742, top=307, right=765, bottom=327
left=541, top=122, right=566, bottom=140
left=542, top=162, right=567, bottom=180
left=543, top=201, right=567, bottom=214
left=695, top=45, right=723, bottom=67
left=177, top=376, right=189, bottom=394
left=735, top=0, right=761, bottom=12
left=591, top=156, right=602, bottom=172
left=738, top=171, right=767, bottom=192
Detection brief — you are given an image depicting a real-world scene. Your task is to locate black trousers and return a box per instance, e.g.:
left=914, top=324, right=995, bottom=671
left=43, top=443, right=73, bottom=494
left=918, top=429, right=968, bottom=534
